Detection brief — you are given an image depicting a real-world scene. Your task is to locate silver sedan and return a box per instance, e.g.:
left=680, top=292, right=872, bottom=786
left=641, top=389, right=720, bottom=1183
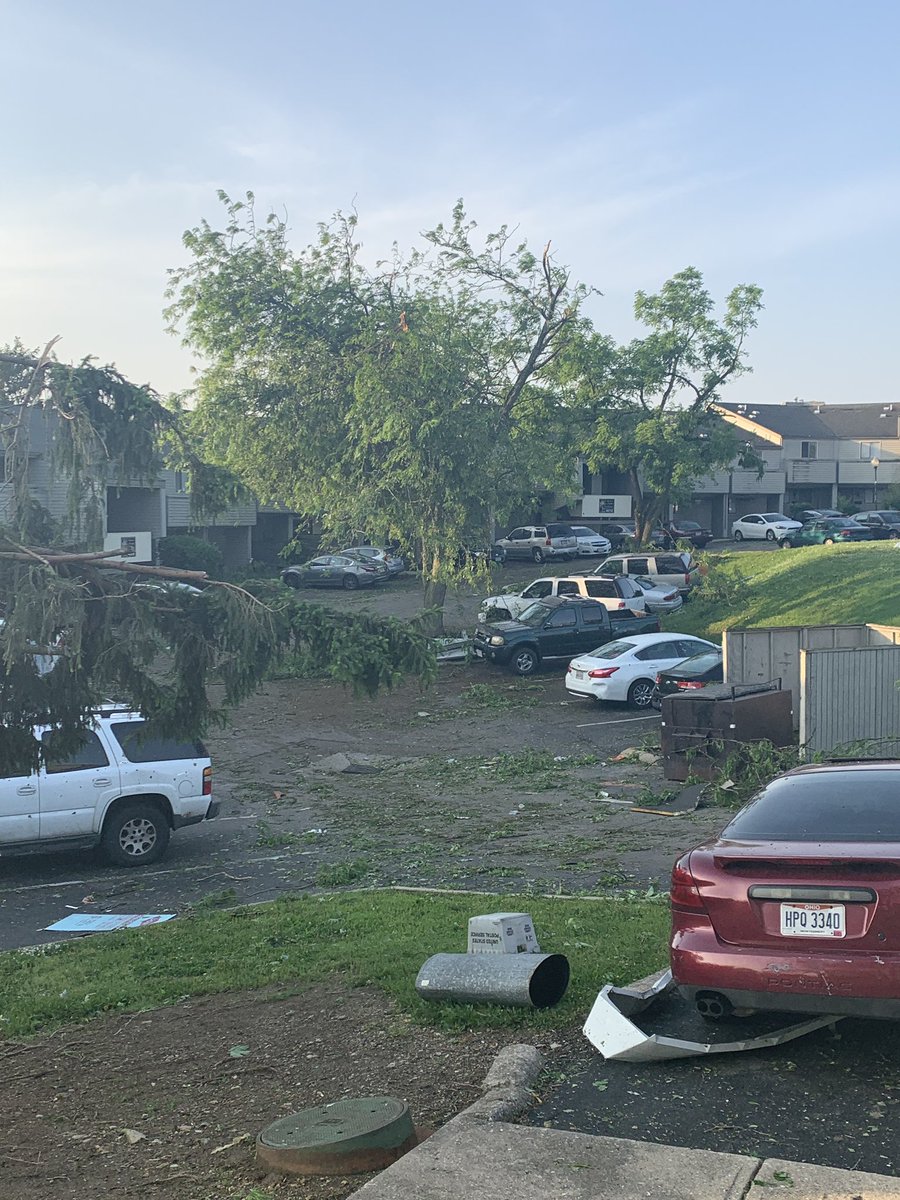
left=631, top=575, right=684, bottom=613
left=281, top=555, right=386, bottom=590
left=341, top=546, right=406, bottom=576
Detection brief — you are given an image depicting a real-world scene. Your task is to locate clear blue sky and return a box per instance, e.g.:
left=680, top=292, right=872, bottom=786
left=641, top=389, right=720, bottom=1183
left=2, top=0, right=898, bottom=404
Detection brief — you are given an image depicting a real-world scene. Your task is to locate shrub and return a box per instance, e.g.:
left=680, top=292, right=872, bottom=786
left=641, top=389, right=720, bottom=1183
left=158, top=534, right=224, bottom=576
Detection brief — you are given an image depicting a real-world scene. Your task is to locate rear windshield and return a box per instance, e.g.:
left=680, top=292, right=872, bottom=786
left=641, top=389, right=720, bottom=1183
left=110, top=721, right=207, bottom=763
left=546, top=524, right=575, bottom=536
left=587, top=640, right=636, bottom=660
left=723, top=771, right=900, bottom=842
left=669, top=651, right=722, bottom=676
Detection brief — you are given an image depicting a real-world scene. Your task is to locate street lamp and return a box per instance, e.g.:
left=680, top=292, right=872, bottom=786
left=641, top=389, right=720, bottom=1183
left=871, top=456, right=880, bottom=505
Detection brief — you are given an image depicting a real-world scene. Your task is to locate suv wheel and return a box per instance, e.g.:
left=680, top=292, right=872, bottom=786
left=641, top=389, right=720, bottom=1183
left=627, top=679, right=655, bottom=709
left=531, top=547, right=545, bottom=563
left=101, top=801, right=171, bottom=867
left=491, top=546, right=506, bottom=564
left=512, top=647, right=539, bottom=676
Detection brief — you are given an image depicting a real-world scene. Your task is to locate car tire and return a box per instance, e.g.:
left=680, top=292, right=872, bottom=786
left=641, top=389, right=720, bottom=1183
left=282, top=572, right=302, bottom=588
left=766, top=529, right=776, bottom=541
left=342, top=575, right=360, bottom=590
left=780, top=539, right=792, bottom=549
left=733, top=530, right=743, bottom=541
left=627, top=678, right=655, bottom=709
left=101, top=800, right=170, bottom=867
left=491, top=547, right=506, bottom=564
left=511, top=647, right=539, bottom=676
left=824, top=538, right=835, bottom=546
left=531, top=547, right=545, bottom=564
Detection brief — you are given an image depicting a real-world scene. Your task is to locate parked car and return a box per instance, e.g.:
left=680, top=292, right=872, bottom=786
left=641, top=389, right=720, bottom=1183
left=850, top=511, right=900, bottom=539
left=595, top=520, right=668, bottom=550
left=651, top=648, right=723, bottom=706
left=472, top=597, right=659, bottom=676
left=480, top=574, right=648, bottom=622
left=793, top=508, right=843, bottom=523
left=782, top=517, right=872, bottom=547
left=565, top=633, right=718, bottom=709
left=341, top=546, right=406, bottom=576
left=0, top=706, right=216, bottom=866
left=731, top=513, right=802, bottom=542
left=281, top=555, right=386, bottom=589
left=568, top=526, right=613, bottom=557
left=492, top=524, right=577, bottom=563
left=671, top=761, right=900, bottom=1020
left=631, top=575, right=684, bottom=614
left=661, top=519, right=713, bottom=549
left=595, top=551, right=700, bottom=596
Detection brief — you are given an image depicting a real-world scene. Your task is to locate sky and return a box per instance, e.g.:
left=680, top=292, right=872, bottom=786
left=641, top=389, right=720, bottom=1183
left=1, top=0, right=898, bottom=405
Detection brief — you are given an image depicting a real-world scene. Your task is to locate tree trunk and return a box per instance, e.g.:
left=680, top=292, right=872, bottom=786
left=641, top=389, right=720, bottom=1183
left=422, top=578, right=447, bottom=636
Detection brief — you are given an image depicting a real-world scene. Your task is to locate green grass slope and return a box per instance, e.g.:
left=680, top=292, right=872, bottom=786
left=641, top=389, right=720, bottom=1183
left=669, top=542, right=899, bottom=640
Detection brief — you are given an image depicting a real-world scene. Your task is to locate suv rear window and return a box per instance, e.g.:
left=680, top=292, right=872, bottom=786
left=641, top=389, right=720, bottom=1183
left=110, top=721, right=207, bottom=763
left=546, top=524, right=575, bottom=536
left=657, top=555, right=692, bottom=573
left=724, top=771, right=900, bottom=842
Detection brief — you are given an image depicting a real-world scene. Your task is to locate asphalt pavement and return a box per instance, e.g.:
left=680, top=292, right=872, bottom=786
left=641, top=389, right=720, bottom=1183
left=527, top=990, right=900, bottom=1175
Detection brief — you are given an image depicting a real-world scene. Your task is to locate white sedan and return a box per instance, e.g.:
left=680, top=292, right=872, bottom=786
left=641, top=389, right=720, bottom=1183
left=569, top=526, right=613, bottom=557
left=731, top=513, right=802, bottom=542
left=565, top=633, right=719, bottom=709
left=631, top=576, right=683, bottom=613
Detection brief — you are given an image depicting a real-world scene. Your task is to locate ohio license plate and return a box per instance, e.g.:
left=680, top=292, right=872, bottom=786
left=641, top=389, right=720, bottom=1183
left=780, top=902, right=845, bottom=938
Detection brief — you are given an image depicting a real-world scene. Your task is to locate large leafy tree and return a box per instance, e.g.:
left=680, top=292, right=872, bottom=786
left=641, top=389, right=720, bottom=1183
left=166, top=195, right=588, bottom=627
left=0, top=343, right=434, bottom=775
left=577, top=268, right=764, bottom=539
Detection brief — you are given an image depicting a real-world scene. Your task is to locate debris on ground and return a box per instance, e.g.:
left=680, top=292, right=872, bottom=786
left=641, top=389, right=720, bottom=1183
left=611, top=747, right=660, bottom=765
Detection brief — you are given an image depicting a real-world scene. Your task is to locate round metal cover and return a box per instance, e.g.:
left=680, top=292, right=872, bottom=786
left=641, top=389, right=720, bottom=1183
left=261, top=1097, right=408, bottom=1150
left=257, top=1097, right=417, bottom=1176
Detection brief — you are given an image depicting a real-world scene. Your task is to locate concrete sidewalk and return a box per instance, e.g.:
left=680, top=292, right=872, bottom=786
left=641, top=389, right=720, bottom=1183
left=349, top=1045, right=899, bottom=1200
left=351, top=1118, right=900, bottom=1200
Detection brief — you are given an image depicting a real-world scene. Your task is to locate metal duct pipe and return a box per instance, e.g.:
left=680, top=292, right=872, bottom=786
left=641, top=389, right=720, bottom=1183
left=415, top=953, right=570, bottom=1009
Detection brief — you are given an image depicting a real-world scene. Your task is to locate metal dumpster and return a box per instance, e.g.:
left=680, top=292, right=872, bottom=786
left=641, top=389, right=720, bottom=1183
left=660, top=683, right=794, bottom=781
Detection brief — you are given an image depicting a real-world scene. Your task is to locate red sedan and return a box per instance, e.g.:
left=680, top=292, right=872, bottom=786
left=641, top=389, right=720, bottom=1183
left=671, top=762, right=900, bottom=1021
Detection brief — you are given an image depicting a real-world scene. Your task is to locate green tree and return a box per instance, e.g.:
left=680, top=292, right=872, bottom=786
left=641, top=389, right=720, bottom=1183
left=0, top=344, right=435, bottom=775
left=166, top=195, right=588, bottom=629
left=578, top=268, right=764, bottom=540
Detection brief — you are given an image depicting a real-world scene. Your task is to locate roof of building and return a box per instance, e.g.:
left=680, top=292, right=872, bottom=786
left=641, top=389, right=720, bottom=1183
left=716, top=402, right=900, bottom=440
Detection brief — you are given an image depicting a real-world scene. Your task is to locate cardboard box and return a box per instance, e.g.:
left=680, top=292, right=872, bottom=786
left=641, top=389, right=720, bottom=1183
left=467, top=912, right=540, bottom=955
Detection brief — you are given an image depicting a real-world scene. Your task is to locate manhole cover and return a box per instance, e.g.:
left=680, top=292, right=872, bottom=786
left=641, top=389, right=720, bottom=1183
left=257, top=1096, right=418, bottom=1176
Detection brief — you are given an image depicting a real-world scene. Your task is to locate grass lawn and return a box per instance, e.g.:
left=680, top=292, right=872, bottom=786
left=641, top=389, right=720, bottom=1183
left=670, top=542, right=899, bottom=640
left=0, top=889, right=668, bottom=1039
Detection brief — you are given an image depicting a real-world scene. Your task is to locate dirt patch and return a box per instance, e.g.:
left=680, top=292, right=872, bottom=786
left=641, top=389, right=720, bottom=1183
left=0, top=980, right=569, bottom=1200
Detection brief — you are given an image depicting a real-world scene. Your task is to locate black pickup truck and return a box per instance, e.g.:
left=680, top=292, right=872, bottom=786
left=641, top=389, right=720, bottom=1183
left=472, top=596, right=660, bottom=676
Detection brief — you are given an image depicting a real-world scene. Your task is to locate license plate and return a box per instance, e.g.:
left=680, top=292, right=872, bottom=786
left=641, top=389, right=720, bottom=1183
left=780, top=902, right=845, bottom=938
left=473, top=648, right=484, bottom=658
left=573, top=670, right=585, bottom=680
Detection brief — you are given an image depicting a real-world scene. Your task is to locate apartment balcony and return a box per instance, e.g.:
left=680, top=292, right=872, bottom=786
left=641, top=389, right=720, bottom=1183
left=787, top=459, right=837, bottom=485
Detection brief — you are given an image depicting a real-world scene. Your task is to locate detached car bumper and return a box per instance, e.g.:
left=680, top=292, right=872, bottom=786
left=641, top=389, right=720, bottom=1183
left=672, top=921, right=900, bottom=1018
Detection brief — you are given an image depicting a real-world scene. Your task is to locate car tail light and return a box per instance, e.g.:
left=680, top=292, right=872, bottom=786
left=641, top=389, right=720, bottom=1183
left=202, top=765, right=212, bottom=796
left=588, top=666, right=619, bottom=679
left=676, top=680, right=705, bottom=690
left=671, top=855, right=706, bottom=911
left=545, top=537, right=552, bottom=546
left=616, top=601, right=626, bottom=609
left=684, top=573, right=691, bottom=584
left=664, top=592, right=677, bottom=601
left=655, top=673, right=662, bottom=684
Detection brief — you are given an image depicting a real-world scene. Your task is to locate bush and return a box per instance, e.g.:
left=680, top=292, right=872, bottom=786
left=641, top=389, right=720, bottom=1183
left=158, top=534, right=224, bottom=576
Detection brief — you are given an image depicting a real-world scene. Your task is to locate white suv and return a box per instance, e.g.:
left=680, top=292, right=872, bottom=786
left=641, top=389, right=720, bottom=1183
left=0, top=707, right=217, bottom=866
left=480, top=574, right=648, bottom=621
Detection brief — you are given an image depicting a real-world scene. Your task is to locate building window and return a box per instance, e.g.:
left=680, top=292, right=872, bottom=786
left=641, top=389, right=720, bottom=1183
left=800, top=441, right=818, bottom=460
left=859, top=442, right=881, bottom=460
left=174, top=471, right=187, bottom=494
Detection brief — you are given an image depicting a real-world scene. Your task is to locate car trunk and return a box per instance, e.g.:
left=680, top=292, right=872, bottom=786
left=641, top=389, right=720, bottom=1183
left=689, top=841, right=900, bottom=950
